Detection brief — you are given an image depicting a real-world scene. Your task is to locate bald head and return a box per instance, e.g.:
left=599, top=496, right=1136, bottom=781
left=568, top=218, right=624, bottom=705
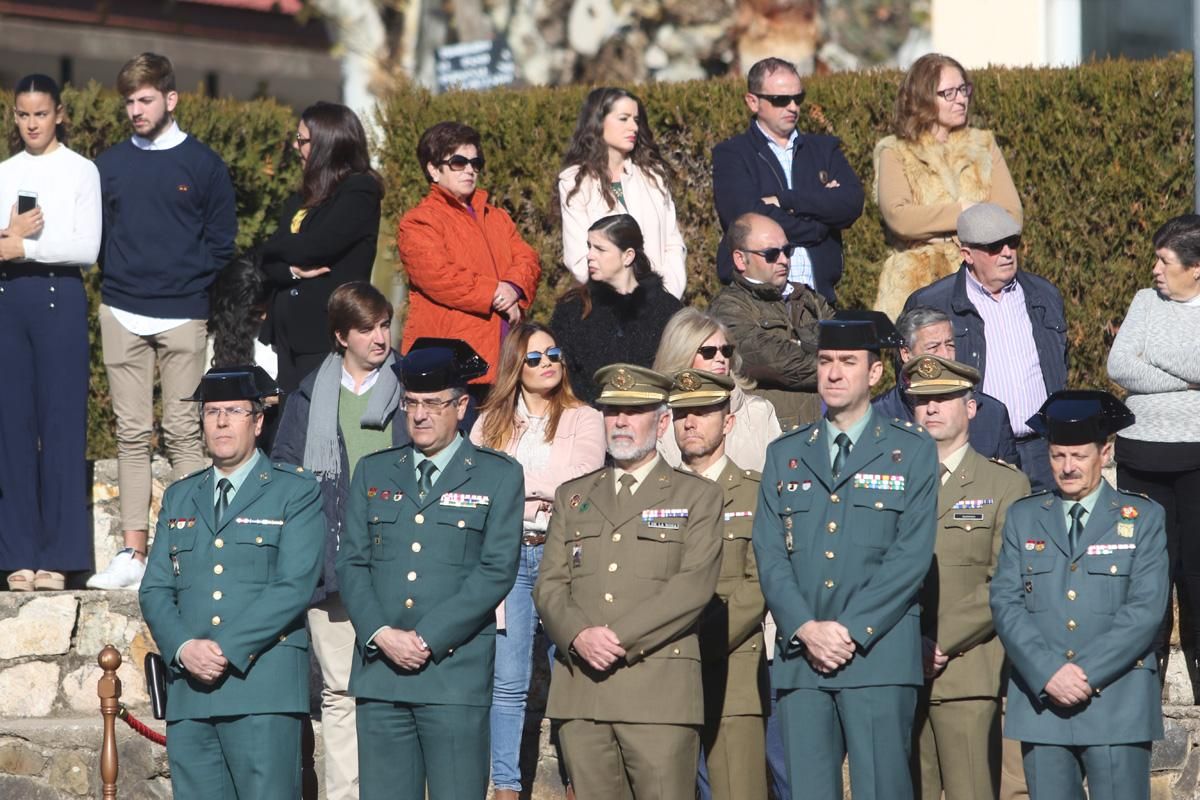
left=730, top=213, right=790, bottom=288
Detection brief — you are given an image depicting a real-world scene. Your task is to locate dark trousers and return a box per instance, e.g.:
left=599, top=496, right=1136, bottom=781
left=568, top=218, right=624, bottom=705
left=1015, top=437, right=1054, bottom=494
left=1118, top=460, right=1200, bottom=684
left=1022, top=741, right=1151, bottom=800
left=0, top=270, right=91, bottom=572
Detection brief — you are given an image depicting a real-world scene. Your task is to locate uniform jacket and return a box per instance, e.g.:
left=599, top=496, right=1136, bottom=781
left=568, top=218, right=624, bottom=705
left=558, top=162, right=687, bottom=299
left=711, top=121, right=865, bottom=302
left=990, top=482, right=1168, bottom=745
left=922, top=447, right=1030, bottom=702
left=708, top=274, right=834, bottom=432
left=397, top=186, right=542, bottom=384
left=533, top=457, right=723, bottom=725
left=336, top=438, right=524, bottom=706
left=260, top=174, right=383, bottom=355
left=698, top=459, right=768, bottom=718
left=871, top=129, right=1022, bottom=320
left=902, top=265, right=1069, bottom=398
left=873, top=383, right=1020, bottom=467
left=139, top=452, right=324, bottom=721
left=271, top=361, right=410, bottom=605
left=753, top=409, right=938, bottom=689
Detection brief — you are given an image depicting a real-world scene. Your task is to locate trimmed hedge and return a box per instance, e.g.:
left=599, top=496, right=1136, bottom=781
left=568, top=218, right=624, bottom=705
left=377, top=54, right=1195, bottom=394
left=1, top=57, right=1193, bottom=457
left=0, top=84, right=301, bottom=458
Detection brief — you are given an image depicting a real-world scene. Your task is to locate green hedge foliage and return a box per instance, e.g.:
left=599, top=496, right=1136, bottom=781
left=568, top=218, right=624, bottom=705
left=377, top=54, right=1195, bottom=395
left=0, top=84, right=301, bottom=458
left=1, top=57, right=1192, bottom=457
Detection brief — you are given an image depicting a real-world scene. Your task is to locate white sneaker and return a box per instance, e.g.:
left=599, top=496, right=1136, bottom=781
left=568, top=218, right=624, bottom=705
left=86, top=548, right=146, bottom=590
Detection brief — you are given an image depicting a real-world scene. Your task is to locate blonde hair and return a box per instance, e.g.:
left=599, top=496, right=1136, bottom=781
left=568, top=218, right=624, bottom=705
left=652, top=307, right=755, bottom=391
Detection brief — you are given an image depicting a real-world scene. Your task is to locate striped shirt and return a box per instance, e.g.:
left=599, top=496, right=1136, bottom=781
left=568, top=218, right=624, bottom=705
left=757, top=121, right=815, bottom=289
left=964, top=270, right=1047, bottom=437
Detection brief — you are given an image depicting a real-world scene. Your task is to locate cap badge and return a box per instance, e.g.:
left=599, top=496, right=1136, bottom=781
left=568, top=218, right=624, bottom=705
left=612, top=369, right=635, bottom=390
left=678, top=371, right=700, bottom=391
left=916, top=357, right=940, bottom=379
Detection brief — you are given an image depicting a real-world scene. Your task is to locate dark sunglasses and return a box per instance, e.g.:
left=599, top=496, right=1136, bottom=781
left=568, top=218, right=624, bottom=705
left=742, top=244, right=799, bottom=263
left=438, top=155, right=485, bottom=172
left=696, top=344, right=735, bottom=360
left=975, top=235, right=1021, bottom=255
left=524, top=347, right=563, bottom=368
left=754, top=91, right=805, bottom=108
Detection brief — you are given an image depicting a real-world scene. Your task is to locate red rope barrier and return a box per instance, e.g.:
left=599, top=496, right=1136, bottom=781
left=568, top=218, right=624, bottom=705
left=118, top=706, right=166, bottom=747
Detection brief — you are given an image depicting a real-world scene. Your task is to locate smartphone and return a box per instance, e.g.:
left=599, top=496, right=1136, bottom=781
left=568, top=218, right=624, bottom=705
left=17, top=191, right=37, bottom=215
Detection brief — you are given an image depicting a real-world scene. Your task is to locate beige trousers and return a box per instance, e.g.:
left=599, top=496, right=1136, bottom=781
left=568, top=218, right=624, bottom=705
left=308, top=594, right=360, bottom=800
left=914, top=698, right=1001, bottom=800
left=99, top=305, right=207, bottom=531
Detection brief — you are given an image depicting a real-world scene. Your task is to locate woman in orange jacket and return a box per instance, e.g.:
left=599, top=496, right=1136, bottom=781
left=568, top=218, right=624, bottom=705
left=397, top=121, right=542, bottom=393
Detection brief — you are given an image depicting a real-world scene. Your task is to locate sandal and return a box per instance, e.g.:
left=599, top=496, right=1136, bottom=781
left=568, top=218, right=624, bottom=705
left=7, top=569, right=35, bottom=592
left=34, top=571, right=65, bottom=591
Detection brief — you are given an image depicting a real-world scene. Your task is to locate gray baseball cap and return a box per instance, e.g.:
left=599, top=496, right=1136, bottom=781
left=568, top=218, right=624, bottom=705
left=957, top=203, right=1021, bottom=246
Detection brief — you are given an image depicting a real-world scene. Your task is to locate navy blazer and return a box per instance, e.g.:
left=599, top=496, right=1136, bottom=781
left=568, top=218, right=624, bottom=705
left=712, top=121, right=864, bottom=303
left=872, top=384, right=1020, bottom=468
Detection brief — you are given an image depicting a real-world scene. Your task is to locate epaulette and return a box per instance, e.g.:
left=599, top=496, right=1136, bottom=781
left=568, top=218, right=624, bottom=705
left=274, top=462, right=317, bottom=480
left=180, top=465, right=208, bottom=481
left=1115, top=487, right=1152, bottom=501
left=988, top=457, right=1020, bottom=471
left=472, top=444, right=521, bottom=468
left=775, top=421, right=817, bottom=442
left=888, top=417, right=927, bottom=436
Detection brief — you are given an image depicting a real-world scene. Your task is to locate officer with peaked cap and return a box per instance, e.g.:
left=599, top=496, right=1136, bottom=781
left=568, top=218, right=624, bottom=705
left=753, top=311, right=938, bottom=800
left=990, top=390, right=1168, bottom=800
left=534, top=363, right=724, bottom=800
left=668, top=369, right=769, bottom=800
left=139, top=365, right=325, bottom=800
left=903, top=354, right=1031, bottom=800
left=336, top=338, right=525, bottom=800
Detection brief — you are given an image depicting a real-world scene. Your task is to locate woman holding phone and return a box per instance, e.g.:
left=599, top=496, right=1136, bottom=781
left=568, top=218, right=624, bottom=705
left=0, top=74, right=101, bottom=591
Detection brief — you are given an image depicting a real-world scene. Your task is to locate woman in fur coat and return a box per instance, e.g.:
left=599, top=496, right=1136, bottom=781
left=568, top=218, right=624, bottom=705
left=872, top=53, right=1023, bottom=319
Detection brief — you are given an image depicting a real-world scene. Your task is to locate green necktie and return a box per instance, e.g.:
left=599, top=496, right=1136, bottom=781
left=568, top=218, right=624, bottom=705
left=417, top=460, right=438, bottom=499
left=1068, top=502, right=1085, bottom=556
left=215, top=478, right=233, bottom=527
left=832, top=433, right=851, bottom=478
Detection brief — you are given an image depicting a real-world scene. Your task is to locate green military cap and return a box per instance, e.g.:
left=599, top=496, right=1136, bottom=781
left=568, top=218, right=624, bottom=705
left=593, top=364, right=671, bottom=406
left=667, top=369, right=734, bottom=408
left=902, top=355, right=981, bottom=396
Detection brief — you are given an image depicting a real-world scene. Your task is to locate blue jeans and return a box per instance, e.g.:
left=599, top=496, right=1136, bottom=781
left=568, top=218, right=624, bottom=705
left=490, top=542, right=544, bottom=791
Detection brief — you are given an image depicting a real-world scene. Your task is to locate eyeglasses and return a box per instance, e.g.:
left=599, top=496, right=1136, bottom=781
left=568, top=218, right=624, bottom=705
left=742, top=244, right=798, bottom=263
left=696, top=344, right=735, bottom=360
left=974, top=235, right=1021, bottom=255
left=524, top=347, right=563, bottom=368
left=400, top=395, right=462, bottom=412
left=294, top=133, right=310, bottom=146
left=754, top=92, right=806, bottom=108
left=438, top=155, right=485, bottom=172
left=935, top=83, right=974, bottom=101
left=202, top=406, right=257, bottom=421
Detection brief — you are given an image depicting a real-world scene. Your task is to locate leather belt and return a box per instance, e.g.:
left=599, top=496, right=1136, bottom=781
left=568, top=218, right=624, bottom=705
left=521, top=533, right=546, bottom=546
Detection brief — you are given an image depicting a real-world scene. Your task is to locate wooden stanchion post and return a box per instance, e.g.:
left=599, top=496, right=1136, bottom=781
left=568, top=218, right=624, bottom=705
left=98, top=645, right=122, bottom=800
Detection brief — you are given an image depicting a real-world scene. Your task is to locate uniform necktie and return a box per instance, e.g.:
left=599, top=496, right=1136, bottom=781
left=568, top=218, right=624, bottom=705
left=940, top=463, right=951, bottom=485
left=1068, top=502, right=1085, bottom=556
left=417, top=460, right=438, bottom=499
left=617, top=473, right=637, bottom=502
left=215, top=478, right=233, bottom=527
left=832, top=433, right=851, bottom=478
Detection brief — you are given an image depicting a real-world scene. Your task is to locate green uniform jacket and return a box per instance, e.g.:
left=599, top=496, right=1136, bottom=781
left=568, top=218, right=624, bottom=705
left=753, top=409, right=938, bottom=689
left=533, top=457, right=723, bottom=725
left=336, top=439, right=524, bottom=706
left=990, top=482, right=1168, bottom=745
left=139, top=451, right=324, bottom=721
left=922, top=447, right=1030, bottom=701
left=699, top=459, right=768, bottom=718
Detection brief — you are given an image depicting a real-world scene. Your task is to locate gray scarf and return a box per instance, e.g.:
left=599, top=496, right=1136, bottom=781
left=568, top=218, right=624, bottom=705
left=302, top=351, right=401, bottom=479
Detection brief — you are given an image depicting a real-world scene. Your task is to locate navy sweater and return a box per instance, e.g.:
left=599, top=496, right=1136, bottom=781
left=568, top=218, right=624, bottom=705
left=96, top=137, right=237, bottom=319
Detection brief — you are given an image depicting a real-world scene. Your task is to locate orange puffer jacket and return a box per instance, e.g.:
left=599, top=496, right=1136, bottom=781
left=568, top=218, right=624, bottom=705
left=397, top=185, right=542, bottom=383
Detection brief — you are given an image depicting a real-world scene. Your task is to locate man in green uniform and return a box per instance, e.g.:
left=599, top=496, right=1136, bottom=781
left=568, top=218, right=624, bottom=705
left=753, top=312, right=938, bottom=800
left=534, top=364, right=723, bottom=800
left=668, top=369, right=768, bottom=800
left=336, top=339, right=523, bottom=800
left=139, top=365, right=325, bottom=800
left=904, top=354, right=1031, bottom=800
left=991, top=391, right=1168, bottom=800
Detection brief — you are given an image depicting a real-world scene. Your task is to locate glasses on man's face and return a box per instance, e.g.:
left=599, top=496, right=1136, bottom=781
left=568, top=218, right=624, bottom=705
left=401, top=395, right=461, bottom=413
left=935, top=83, right=974, bottom=102
left=294, top=133, right=311, bottom=146
left=975, top=235, right=1021, bottom=255
left=754, top=92, right=805, bottom=108
left=524, top=347, right=563, bottom=368
left=438, top=155, right=485, bottom=172
left=696, top=344, right=735, bottom=360
left=202, top=406, right=256, bottom=421
left=742, top=244, right=798, bottom=264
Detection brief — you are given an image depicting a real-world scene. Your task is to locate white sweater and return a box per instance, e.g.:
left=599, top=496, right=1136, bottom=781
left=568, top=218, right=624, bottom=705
left=0, top=145, right=101, bottom=266
left=1107, top=287, right=1200, bottom=443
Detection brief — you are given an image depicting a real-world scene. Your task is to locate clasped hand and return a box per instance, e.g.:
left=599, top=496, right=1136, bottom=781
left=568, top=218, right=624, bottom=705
left=1044, top=663, right=1092, bottom=707
left=797, top=620, right=855, bottom=673
left=375, top=627, right=430, bottom=671
left=180, top=639, right=228, bottom=685
left=572, top=626, right=625, bottom=671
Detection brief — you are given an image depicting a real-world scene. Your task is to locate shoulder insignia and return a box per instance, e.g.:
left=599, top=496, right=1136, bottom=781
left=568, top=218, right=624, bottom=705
left=181, top=465, right=208, bottom=481
left=1116, top=488, right=1152, bottom=501
left=273, top=461, right=316, bottom=480
left=988, top=457, right=1020, bottom=471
